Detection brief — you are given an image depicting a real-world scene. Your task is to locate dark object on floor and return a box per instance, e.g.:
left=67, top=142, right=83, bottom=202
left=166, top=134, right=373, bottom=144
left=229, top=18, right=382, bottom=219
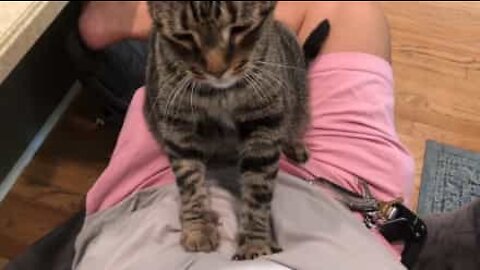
left=413, top=140, right=480, bottom=270
left=6, top=210, right=85, bottom=270
left=418, top=140, right=480, bottom=216
left=413, top=199, right=480, bottom=270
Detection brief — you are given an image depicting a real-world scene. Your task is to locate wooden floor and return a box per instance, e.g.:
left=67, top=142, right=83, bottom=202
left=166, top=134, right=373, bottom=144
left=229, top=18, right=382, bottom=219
left=382, top=2, right=480, bottom=208
left=0, top=257, right=8, bottom=269
left=0, top=90, right=118, bottom=261
left=1, top=1, right=480, bottom=262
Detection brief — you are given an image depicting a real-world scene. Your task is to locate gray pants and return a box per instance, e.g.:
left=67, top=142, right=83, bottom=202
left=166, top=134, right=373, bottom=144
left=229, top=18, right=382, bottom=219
left=73, top=172, right=405, bottom=270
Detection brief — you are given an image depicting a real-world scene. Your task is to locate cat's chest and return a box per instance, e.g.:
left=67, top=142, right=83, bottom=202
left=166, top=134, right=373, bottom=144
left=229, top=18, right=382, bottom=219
left=197, top=91, right=242, bottom=129
left=202, top=103, right=236, bottom=130
left=195, top=106, right=239, bottom=160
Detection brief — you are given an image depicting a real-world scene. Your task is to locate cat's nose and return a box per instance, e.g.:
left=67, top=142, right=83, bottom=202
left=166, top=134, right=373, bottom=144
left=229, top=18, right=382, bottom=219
left=205, top=49, right=228, bottom=78
left=209, top=67, right=228, bottom=78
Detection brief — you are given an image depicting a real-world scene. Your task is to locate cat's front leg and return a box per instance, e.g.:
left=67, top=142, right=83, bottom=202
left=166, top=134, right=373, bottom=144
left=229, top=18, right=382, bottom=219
left=164, top=136, right=220, bottom=252
left=233, top=115, right=283, bottom=260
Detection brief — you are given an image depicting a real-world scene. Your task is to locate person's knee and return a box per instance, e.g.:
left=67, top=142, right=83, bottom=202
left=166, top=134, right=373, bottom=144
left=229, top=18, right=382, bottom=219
left=78, top=1, right=151, bottom=50
left=299, top=2, right=391, bottom=62
left=78, top=7, right=109, bottom=50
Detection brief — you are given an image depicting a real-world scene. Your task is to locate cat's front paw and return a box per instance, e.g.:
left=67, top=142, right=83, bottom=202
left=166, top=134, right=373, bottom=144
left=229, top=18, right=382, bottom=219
left=181, top=222, right=220, bottom=252
left=232, top=240, right=282, bottom=260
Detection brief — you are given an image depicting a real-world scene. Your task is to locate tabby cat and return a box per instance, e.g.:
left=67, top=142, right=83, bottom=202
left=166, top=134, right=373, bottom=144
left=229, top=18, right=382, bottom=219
left=145, top=1, right=327, bottom=260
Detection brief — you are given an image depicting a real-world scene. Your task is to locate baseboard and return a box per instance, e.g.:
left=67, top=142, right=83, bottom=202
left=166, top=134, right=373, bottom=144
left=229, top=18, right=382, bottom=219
left=0, top=82, right=80, bottom=202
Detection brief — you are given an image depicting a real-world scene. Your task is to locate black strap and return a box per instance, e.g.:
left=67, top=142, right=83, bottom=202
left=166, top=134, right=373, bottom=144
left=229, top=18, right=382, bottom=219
left=378, top=203, right=427, bottom=269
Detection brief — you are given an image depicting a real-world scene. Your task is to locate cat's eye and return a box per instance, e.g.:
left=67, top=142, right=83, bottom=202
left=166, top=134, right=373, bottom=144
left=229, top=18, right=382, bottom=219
left=190, top=66, right=203, bottom=76
left=172, top=33, right=195, bottom=44
left=234, top=60, right=248, bottom=71
left=230, top=25, right=251, bottom=37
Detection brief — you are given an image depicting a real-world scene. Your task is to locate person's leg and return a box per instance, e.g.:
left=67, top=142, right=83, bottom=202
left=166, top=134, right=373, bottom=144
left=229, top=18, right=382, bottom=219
left=296, top=2, right=391, bottom=61
left=74, top=2, right=152, bottom=126
left=414, top=199, right=480, bottom=270
left=78, top=1, right=151, bottom=50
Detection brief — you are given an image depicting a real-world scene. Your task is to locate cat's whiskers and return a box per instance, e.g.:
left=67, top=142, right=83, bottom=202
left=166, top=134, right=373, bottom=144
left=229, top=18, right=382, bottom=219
left=255, top=70, right=284, bottom=92
left=254, top=61, right=305, bottom=72
left=162, top=79, right=182, bottom=118
left=244, top=72, right=266, bottom=102
left=172, top=78, right=191, bottom=119
left=149, top=73, right=177, bottom=116
left=163, top=76, right=189, bottom=119
left=169, top=77, right=192, bottom=118
left=251, top=66, right=289, bottom=93
left=246, top=71, right=269, bottom=102
left=190, top=80, right=198, bottom=121
left=243, top=72, right=260, bottom=100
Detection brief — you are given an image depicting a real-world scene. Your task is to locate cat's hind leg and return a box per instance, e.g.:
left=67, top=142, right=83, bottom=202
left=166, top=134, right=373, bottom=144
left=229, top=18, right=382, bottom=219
left=282, top=140, right=309, bottom=164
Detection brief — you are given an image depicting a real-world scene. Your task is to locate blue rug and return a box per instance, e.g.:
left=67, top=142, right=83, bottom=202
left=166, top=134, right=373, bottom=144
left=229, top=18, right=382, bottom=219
left=417, top=140, right=480, bottom=216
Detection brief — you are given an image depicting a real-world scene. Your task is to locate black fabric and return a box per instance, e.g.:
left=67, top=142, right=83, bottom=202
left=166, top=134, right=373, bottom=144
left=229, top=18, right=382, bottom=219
left=412, top=199, right=480, bottom=270
left=66, top=27, right=148, bottom=126
left=6, top=210, right=85, bottom=270
left=303, top=19, right=330, bottom=64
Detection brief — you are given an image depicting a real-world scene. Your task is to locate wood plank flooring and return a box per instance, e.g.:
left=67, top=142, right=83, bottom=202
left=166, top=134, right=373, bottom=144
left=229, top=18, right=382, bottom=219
left=382, top=2, right=480, bottom=208
left=0, top=89, right=118, bottom=259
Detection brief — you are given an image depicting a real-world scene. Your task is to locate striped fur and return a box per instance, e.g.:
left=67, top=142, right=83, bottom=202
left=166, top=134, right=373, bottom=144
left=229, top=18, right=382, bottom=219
left=145, top=1, right=309, bottom=260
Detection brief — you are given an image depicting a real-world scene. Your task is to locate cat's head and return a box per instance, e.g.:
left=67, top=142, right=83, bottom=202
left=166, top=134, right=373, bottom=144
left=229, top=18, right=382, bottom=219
left=148, top=1, right=276, bottom=89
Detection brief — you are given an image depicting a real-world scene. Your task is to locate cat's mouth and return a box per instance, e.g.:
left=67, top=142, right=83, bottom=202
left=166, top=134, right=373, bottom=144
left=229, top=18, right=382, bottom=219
left=190, top=68, right=239, bottom=89
left=190, top=61, right=247, bottom=89
left=206, top=77, right=239, bottom=89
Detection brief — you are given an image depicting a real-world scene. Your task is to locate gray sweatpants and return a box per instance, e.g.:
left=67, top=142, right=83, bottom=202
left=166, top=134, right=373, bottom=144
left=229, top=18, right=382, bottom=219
left=72, top=172, right=405, bottom=270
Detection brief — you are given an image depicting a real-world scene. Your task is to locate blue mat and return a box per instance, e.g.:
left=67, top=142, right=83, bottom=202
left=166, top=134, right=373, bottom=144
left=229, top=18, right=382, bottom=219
left=417, top=140, right=480, bottom=216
